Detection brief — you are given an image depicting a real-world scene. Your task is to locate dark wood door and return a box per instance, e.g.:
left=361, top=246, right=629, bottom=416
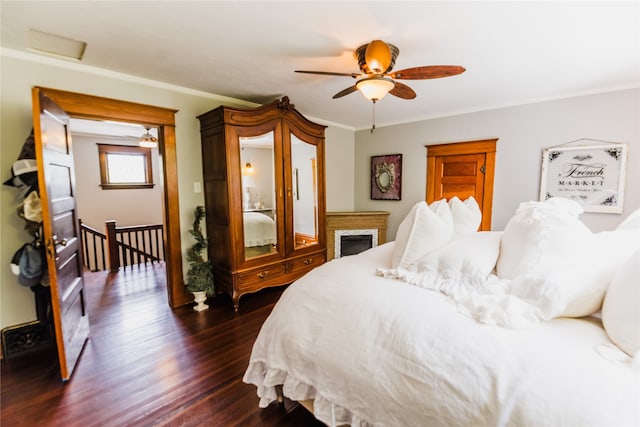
left=426, top=139, right=497, bottom=230
left=32, top=88, right=90, bottom=381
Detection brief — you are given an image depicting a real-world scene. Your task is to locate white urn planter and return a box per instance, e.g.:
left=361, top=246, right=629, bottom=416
left=186, top=206, right=215, bottom=312
left=192, top=291, right=209, bottom=312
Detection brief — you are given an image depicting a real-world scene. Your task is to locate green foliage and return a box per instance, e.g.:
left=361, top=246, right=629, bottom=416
left=186, top=206, right=214, bottom=295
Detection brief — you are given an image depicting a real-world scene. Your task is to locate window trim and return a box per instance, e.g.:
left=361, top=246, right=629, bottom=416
left=97, top=143, right=155, bottom=189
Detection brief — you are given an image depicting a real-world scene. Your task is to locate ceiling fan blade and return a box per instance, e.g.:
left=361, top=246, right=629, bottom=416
left=295, top=70, right=361, bottom=78
left=389, top=81, right=416, bottom=99
left=389, top=65, right=465, bottom=80
left=332, top=85, right=359, bottom=99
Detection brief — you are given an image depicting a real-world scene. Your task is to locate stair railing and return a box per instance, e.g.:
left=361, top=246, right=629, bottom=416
left=106, top=220, right=165, bottom=272
left=79, top=219, right=165, bottom=272
left=79, top=219, right=108, bottom=272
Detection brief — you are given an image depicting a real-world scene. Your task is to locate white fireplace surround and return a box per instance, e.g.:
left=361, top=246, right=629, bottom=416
left=334, top=229, right=378, bottom=259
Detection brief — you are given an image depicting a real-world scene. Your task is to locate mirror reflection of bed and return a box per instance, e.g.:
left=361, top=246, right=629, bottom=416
left=240, top=133, right=278, bottom=260
left=243, top=211, right=276, bottom=257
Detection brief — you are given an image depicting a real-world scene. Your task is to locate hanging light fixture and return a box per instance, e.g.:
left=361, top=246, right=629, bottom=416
left=356, top=77, right=395, bottom=102
left=139, top=126, right=158, bottom=148
left=356, top=77, right=395, bottom=133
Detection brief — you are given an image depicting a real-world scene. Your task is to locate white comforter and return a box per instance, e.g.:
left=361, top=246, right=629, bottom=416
left=244, top=242, right=640, bottom=427
left=243, top=212, right=276, bottom=247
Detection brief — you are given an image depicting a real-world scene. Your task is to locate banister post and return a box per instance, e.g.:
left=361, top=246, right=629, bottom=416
left=78, top=218, right=86, bottom=270
left=105, top=220, right=119, bottom=272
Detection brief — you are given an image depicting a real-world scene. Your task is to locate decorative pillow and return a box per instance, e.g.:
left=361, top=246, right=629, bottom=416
left=380, top=231, right=501, bottom=296
left=602, top=249, right=640, bottom=356
left=448, top=196, right=482, bottom=237
left=498, top=197, right=639, bottom=318
left=496, top=197, right=591, bottom=279
left=415, top=231, right=502, bottom=292
left=617, top=208, right=640, bottom=230
left=391, top=200, right=453, bottom=270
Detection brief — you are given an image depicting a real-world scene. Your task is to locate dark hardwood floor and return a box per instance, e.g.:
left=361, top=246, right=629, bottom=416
left=1, top=263, right=325, bottom=426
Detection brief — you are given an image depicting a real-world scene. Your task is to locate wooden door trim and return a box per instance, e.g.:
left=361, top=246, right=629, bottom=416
left=35, top=86, right=190, bottom=308
left=425, top=138, right=498, bottom=230
left=426, top=139, right=497, bottom=157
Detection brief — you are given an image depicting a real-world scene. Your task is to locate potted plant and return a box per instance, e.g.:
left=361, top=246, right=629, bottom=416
left=186, top=205, right=214, bottom=311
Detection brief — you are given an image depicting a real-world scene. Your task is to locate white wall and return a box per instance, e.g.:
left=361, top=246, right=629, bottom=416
left=324, top=126, right=356, bottom=211
left=0, top=51, right=355, bottom=330
left=355, top=89, right=640, bottom=239
left=72, top=135, right=164, bottom=229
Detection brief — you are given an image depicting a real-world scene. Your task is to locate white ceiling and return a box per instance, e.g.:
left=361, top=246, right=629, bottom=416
left=68, top=118, right=153, bottom=139
left=1, top=1, right=638, bottom=130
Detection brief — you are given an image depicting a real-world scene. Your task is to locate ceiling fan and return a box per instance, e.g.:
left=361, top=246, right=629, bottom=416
left=295, top=40, right=465, bottom=103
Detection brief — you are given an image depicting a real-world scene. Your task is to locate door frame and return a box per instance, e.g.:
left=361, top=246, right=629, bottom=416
left=37, top=86, right=191, bottom=307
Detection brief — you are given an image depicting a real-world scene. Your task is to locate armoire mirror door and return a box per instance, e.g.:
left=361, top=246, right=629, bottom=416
left=290, top=134, right=318, bottom=250
left=239, top=130, right=280, bottom=261
left=198, top=97, right=326, bottom=311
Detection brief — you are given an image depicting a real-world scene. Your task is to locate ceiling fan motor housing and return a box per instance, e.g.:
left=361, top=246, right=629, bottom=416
left=356, top=41, right=399, bottom=75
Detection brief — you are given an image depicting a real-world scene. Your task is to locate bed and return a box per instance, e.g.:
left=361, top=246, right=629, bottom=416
left=244, top=197, right=640, bottom=426
left=243, top=211, right=276, bottom=248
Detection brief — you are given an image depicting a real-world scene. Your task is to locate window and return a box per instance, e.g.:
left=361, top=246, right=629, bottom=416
left=98, top=144, right=154, bottom=189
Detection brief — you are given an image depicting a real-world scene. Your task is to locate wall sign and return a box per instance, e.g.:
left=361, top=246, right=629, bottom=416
left=539, top=140, right=627, bottom=213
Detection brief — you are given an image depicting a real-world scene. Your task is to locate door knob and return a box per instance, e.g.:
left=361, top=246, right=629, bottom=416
left=46, top=235, right=67, bottom=258
left=52, top=235, right=68, bottom=246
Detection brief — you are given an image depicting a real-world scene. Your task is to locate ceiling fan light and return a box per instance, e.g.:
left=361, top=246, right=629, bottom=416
left=356, top=77, right=395, bottom=101
left=365, top=40, right=392, bottom=74
left=139, top=126, right=158, bottom=148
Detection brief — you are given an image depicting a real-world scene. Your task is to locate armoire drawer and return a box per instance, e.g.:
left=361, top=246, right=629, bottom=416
left=236, top=263, right=287, bottom=292
left=289, top=252, right=326, bottom=274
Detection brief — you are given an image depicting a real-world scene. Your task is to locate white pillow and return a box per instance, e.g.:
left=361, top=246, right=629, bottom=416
left=379, top=231, right=501, bottom=296
left=507, top=228, right=639, bottom=319
left=391, top=200, right=453, bottom=270
left=602, top=249, right=640, bottom=356
left=497, top=197, right=591, bottom=279
left=617, top=208, right=640, bottom=230
left=499, top=197, right=639, bottom=318
left=415, top=231, right=502, bottom=290
left=448, top=196, right=482, bottom=237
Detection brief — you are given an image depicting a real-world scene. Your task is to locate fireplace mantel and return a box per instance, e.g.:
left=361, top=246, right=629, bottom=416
left=326, top=211, right=390, bottom=260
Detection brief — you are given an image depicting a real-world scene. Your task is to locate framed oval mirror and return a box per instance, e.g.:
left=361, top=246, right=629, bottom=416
left=375, top=164, right=395, bottom=192
left=370, top=154, right=402, bottom=200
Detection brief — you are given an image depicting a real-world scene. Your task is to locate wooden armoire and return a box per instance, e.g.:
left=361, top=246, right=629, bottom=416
left=197, top=97, right=327, bottom=311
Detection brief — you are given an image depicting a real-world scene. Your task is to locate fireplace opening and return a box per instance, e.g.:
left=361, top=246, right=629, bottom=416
left=340, top=235, right=373, bottom=257
left=334, top=228, right=378, bottom=259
